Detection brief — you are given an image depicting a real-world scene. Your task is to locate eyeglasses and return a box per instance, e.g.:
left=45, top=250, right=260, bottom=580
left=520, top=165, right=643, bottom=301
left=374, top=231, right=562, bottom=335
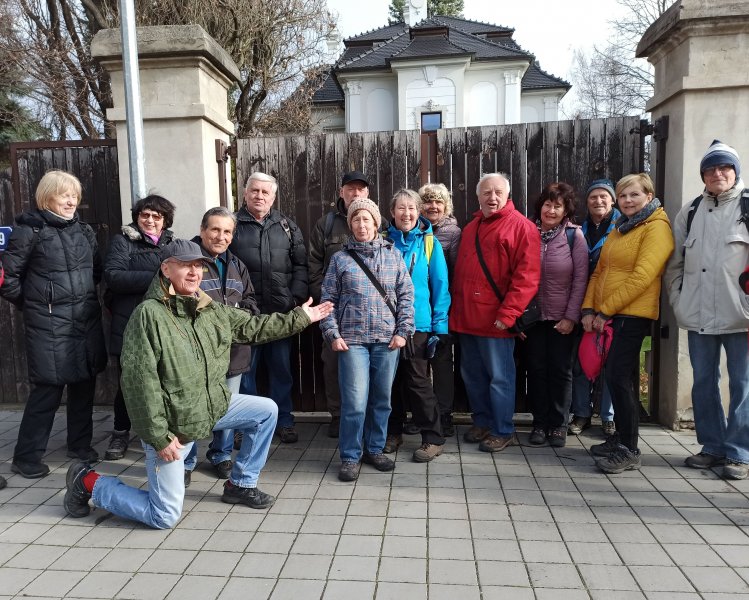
left=703, top=165, right=734, bottom=176
left=139, top=211, right=164, bottom=222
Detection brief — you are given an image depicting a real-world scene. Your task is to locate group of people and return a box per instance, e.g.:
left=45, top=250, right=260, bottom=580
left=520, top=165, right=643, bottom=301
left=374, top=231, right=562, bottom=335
left=0, top=138, right=745, bottom=525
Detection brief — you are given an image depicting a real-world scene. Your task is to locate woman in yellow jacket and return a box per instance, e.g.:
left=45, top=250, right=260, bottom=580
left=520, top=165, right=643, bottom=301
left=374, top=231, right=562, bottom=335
left=582, top=173, right=674, bottom=474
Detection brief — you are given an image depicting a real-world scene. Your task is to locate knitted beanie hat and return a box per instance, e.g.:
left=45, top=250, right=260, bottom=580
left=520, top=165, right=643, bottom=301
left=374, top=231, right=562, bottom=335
left=347, top=198, right=382, bottom=230
left=586, top=179, right=616, bottom=202
left=700, top=139, right=741, bottom=180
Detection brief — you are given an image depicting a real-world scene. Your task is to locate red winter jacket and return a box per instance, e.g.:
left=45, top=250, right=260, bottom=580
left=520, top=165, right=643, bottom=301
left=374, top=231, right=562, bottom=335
left=450, top=200, right=541, bottom=338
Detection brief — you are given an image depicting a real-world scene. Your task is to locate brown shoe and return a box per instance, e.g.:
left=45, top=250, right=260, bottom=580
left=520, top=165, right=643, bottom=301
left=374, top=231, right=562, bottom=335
left=413, top=443, right=443, bottom=463
left=463, top=426, right=490, bottom=443
left=383, top=434, right=403, bottom=454
left=479, top=434, right=518, bottom=453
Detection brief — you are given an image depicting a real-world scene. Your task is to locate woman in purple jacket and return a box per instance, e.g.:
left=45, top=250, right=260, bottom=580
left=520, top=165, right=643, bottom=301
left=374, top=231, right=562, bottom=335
left=524, top=182, right=589, bottom=447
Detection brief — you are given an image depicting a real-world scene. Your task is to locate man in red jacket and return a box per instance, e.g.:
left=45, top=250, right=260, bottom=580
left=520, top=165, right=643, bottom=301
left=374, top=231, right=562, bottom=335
left=450, top=173, right=541, bottom=452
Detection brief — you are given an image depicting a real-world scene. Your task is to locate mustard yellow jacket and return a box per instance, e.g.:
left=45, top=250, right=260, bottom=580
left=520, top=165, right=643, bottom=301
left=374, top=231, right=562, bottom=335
left=583, top=206, right=674, bottom=320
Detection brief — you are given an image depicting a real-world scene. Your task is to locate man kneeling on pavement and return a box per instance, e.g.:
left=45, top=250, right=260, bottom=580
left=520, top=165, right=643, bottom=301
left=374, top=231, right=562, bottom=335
left=63, top=239, right=332, bottom=528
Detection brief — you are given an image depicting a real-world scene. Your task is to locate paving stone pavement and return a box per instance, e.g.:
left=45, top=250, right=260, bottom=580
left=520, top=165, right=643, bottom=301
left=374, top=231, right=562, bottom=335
left=1, top=409, right=749, bottom=599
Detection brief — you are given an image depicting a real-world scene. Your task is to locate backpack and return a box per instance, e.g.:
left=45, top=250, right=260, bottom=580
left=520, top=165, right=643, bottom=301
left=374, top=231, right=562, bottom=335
left=683, top=189, right=749, bottom=256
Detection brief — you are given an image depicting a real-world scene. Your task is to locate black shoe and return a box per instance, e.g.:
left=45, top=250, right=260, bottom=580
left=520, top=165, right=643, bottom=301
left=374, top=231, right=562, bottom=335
left=11, top=460, right=50, bottom=479
left=440, top=414, right=455, bottom=437
left=596, top=446, right=641, bottom=474
left=0, top=475, right=6, bottom=490
left=233, top=431, right=243, bottom=450
left=362, top=452, right=395, bottom=471
left=67, top=448, right=99, bottom=462
left=548, top=427, right=567, bottom=448
left=528, top=428, right=546, bottom=446
left=104, top=431, right=130, bottom=461
left=277, top=427, right=298, bottom=444
left=184, top=470, right=192, bottom=488
left=64, top=461, right=92, bottom=518
left=403, top=422, right=420, bottom=435
left=327, top=416, right=340, bottom=438
left=590, top=435, right=621, bottom=457
left=221, top=481, right=275, bottom=508
left=212, top=460, right=233, bottom=479
left=338, top=461, right=361, bottom=482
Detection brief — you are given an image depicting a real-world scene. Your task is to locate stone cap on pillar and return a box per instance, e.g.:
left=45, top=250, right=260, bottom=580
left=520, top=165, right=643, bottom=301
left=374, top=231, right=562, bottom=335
left=91, top=24, right=241, bottom=85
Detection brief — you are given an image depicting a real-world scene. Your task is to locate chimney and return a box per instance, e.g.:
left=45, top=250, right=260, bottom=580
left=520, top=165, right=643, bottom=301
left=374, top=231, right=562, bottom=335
left=325, top=28, right=341, bottom=63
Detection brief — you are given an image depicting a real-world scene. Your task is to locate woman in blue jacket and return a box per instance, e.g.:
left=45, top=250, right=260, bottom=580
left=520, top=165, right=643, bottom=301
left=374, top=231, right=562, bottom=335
left=383, top=189, right=451, bottom=462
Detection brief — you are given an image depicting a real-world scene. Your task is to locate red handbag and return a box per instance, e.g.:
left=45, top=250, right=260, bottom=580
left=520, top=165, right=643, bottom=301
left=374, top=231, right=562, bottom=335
left=578, top=321, right=614, bottom=381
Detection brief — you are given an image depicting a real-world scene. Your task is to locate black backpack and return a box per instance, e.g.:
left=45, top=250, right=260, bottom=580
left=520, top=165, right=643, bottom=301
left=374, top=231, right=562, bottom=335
left=686, top=189, right=749, bottom=237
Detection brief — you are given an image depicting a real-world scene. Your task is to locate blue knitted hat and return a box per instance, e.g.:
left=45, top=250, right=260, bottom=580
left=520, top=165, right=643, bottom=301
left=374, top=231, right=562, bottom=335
left=700, top=140, right=741, bottom=180
left=585, top=179, right=616, bottom=202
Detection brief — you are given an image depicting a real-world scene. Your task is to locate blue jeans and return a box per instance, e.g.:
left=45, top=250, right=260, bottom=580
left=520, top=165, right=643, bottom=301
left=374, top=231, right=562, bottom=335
left=338, top=343, right=399, bottom=463
left=571, top=369, right=614, bottom=421
left=459, top=334, right=516, bottom=437
left=688, top=331, right=749, bottom=464
left=92, top=393, right=278, bottom=529
left=184, top=375, right=242, bottom=471
left=241, top=338, right=294, bottom=428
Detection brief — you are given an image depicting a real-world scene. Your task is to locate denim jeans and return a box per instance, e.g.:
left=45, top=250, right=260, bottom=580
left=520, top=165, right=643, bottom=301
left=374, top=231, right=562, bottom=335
left=571, top=371, right=614, bottom=421
left=687, top=331, right=749, bottom=464
left=338, top=343, right=399, bottom=463
left=459, top=334, right=516, bottom=437
left=240, top=338, right=294, bottom=428
left=92, top=393, right=277, bottom=529
left=184, top=375, right=242, bottom=471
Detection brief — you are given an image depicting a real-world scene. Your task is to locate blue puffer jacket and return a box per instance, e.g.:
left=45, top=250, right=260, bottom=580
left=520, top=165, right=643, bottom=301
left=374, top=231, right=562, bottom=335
left=386, top=216, right=451, bottom=334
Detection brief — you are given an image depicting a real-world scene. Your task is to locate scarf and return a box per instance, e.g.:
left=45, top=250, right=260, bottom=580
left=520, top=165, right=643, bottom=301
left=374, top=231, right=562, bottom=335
left=537, top=219, right=564, bottom=244
left=615, top=198, right=661, bottom=234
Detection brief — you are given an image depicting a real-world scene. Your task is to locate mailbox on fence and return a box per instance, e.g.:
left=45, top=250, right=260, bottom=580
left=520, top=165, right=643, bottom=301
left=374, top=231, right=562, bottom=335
left=0, top=226, right=12, bottom=251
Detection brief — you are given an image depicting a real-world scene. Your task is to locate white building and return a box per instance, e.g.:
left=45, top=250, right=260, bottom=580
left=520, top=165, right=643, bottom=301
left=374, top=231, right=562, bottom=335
left=312, top=10, right=570, bottom=134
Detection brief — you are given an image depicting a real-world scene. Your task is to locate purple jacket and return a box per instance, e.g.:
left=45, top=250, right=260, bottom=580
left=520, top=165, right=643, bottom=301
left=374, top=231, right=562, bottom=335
left=538, top=222, right=588, bottom=322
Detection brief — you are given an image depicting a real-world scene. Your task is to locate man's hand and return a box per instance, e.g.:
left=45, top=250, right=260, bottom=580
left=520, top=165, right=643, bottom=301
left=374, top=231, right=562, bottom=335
left=494, top=320, right=508, bottom=331
left=157, top=437, right=184, bottom=462
left=300, top=297, right=334, bottom=323
left=581, top=314, right=595, bottom=333
left=554, top=318, right=575, bottom=335
left=389, top=334, right=406, bottom=350
left=331, top=338, right=349, bottom=352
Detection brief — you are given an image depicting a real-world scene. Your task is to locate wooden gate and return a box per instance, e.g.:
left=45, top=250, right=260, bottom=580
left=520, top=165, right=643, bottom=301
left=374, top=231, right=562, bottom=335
left=236, top=116, right=644, bottom=412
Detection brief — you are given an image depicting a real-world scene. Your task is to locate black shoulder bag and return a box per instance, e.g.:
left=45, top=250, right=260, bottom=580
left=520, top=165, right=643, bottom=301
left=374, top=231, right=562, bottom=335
left=346, top=249, right=415, bottom=358
left=474, top=222, right=541, bottom=334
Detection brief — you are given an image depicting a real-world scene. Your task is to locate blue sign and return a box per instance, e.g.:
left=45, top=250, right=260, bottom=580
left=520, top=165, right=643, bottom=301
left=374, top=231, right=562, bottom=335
left=0, top=226, right=12, bottom=251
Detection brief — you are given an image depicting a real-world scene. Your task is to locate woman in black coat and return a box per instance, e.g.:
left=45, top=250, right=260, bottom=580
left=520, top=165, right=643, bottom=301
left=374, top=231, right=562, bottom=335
left=102, top=194, right=175, bottom=460
left=0, top=170, right=107, bottom=478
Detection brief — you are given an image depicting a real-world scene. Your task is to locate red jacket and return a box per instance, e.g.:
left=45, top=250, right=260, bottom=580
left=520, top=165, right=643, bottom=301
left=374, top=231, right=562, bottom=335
left=450, top=199, right=541, bottom=337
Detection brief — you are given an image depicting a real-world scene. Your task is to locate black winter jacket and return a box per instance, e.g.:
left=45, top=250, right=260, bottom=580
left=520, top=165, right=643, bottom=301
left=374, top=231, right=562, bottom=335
left=308, top=198, right=350, bottom=302
left=190, top=236, right=259, bottom=377
left=229, top=206, right=308, bottom=314
left=0, top=210, right=107, bottom=384
left=103, top=224, right=174, bottom=355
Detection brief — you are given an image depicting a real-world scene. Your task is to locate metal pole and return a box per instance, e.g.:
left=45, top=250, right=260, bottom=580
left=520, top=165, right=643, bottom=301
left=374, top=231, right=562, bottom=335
left=119, top=0, right=146, bottom=206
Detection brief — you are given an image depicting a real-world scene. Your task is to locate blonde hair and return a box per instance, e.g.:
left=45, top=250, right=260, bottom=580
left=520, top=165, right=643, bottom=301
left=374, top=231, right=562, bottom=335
left=390, top=188, right=422, bottom=213
left=418, top=182, right=453, bottom=217
left=35, top=170, right=82, bottom=211
left=616, top=173, right=654, bottom=197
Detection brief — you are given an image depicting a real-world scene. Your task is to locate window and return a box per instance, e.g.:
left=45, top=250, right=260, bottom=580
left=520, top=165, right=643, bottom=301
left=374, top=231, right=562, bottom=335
left=421, top=112, right=442, bottom=132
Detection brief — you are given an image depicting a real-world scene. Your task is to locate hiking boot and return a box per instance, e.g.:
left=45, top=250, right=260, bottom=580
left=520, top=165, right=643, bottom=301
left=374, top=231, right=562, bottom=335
left=602, top=420, right=616, bottom=437
left=104, top=431, right=130, bottom=460
left=684, top=452, right=725, bottom=469
left=463, top=426, right=490, bottom=443
left=184, top=470, right=192, bottom=488
left=568, top=416, right=591, bottom=435
left=590, top=435, right=621, bottom=457
left=383, top=434, right=403, bottom=454
left=233, top=431, right=243, bottom=450
left=11, top=460, right=50, bottom=479
left=67, top=448, right=99, bottom=462
left=277, top=427, right=298, bottom=444
left=722, top=460, right=749, bottom=480
left=327, top=416, right=340, bottom=439
left=221, top=481, right=275, bottom=508
left=64, top=461, right=92, bottom=518
left=362, top=452, right=395, bottom=471
left=403, top=422, right=420, bottom=435
left=212, top=460, right=233, bottom=479
left=596, top=446, right=641, bottom=474
left=479, top=434, right=518, bottom=453
left=528, top=428, right=546, bottom=446
left=548, top=427, right=567, bottom=448
left=413, top=443, right=443, bottom=462
left=440, top=413, right=455, bottom=437
left=338, top=461, right=361, bottom=482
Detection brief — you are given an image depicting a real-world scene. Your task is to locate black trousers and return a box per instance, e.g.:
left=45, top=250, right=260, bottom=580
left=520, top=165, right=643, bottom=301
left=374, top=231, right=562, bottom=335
left=524, top=320, right=575, bottom=429
left=111, top=357, right=131, bottom=432
left=605, top=317, right=651, bottom=452
left=14, top=378, right=97, bottom=464
left=321, top=343, right=341, bottom=418
left=389, top=332, right=444, bottom=445
left=431, top=336, right=455, bottom=416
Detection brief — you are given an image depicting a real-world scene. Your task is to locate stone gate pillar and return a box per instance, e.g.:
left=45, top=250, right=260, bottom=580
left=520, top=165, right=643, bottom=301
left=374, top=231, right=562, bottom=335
left=637, top=0, right=749, bottom=427
left=91, top=25, right=241, bottom=237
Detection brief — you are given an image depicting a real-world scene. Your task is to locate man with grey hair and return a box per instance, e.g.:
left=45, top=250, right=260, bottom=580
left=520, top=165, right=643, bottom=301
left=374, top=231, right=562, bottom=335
left=183, top=207, right=259, bottom=485
left=230, top=172, right=309, bottom=444
left=450, top=173, right=541, bottom=452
